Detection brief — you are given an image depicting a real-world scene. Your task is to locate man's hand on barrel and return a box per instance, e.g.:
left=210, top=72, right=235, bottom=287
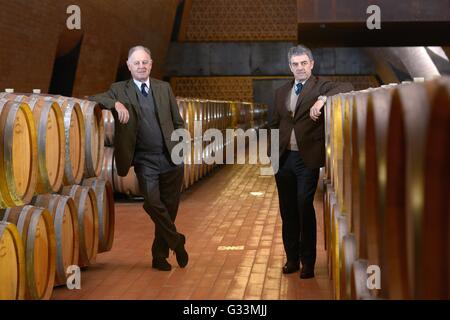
left=115, top=101, right=129, bottom=124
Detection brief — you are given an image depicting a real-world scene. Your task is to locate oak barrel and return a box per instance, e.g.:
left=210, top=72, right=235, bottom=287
left=0, top=94, right=65, bottom=194
left=26, top=96, right=65, bottom=193
left=99, top=146, right=114, bottom=188
left=0, top=99, right=38, bottom=208
left=61, top=185, right=98, bottom=267
left=49, top=97, right=85, bottom=185
left=102, top=109, right=114, bottom=146
left=0, top=221, right=26, bottom=300
left=0, top=205, right=56, bottom=299
left=33, top=194, right=79, bottom=286
left=82, top=177, right=115, bottom=253
left=386, top=81, right=450, bottom=299
left=76, top=99, right=104, bottom=178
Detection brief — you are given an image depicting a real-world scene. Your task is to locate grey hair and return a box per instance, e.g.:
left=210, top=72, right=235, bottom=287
left=127, top=45, right=152, bottom=60
left=287, top=45, right=313, bottom=64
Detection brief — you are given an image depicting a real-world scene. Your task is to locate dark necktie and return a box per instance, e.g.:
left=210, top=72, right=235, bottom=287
left=141, top=83, right=148, bottom=97
left=295, top=82, right=303, bottom=95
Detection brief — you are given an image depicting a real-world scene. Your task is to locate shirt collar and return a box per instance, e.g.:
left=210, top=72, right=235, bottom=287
left=294, top=78, right=307, bottom=86
left=133, top=78, right=150, bottom=90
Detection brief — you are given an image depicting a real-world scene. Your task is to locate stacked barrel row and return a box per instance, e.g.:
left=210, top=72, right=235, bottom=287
left=322, top=77, right=450, bottom=300
left=102, top=98, right=268, bottom=196
left=0, top=93, right=115, bottom=300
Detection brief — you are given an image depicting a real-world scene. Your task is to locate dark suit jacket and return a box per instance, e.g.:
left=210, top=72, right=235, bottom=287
left=269, top=75, right=353, bottom=169
left=90, top=78, right=185, bottom=176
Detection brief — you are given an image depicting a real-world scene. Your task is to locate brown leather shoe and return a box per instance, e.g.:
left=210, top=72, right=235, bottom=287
left=152, top=258, right=172, bottom=271
left=282, top=261, right=300, bottom=274
left=300, top=264, right=315, bottom=279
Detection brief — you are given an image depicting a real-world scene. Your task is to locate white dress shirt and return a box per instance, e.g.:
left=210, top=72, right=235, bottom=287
left=133, top=78, right=150, bottom=95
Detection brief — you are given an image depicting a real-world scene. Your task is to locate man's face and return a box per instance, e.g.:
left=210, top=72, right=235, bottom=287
left=289, top=54, right=314, bottom=81
left=127, top=49, right=152, bottom=82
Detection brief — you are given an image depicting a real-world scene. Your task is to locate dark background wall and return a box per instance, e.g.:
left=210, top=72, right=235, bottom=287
left=0, top=0, right=179, bottom=97
left=1, top=0, right=449, bottom=102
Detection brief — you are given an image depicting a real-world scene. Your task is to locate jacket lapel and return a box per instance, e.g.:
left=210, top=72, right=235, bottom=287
left=125, top=79, right=141, bottom=116
left=294, top=75, right=316, bottom=119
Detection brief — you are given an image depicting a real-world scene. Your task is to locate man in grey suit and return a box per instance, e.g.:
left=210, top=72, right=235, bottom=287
left=90, top=45, right=188, bottom=271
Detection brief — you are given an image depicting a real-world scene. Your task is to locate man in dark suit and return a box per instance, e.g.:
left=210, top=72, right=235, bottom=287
left=270, top=45, right=353, bottom=279
left=90, top=45, right=188, bottom=271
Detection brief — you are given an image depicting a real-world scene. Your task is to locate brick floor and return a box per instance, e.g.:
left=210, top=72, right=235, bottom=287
left=52, top=164, right=331, bottom=300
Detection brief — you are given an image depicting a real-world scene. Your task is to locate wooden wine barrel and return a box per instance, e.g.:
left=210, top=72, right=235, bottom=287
left=330, top=94, right=345, bottom=212
left=351, top=92, right=370, bottom=260
left=342, top=93, right=353, bottom=229
left=331, top=205, right=348, bottom=300
left=77, top=100, right=104, bottom=178
left=322, top=182, right=333, bottom=251
left=113, top=164, right=141, bottom=196
left=205, top=100, right=214, bottom=175
left=213, top=101, right=225, bottom=130
left=203, top=101, right=215, bottom=175
left=364, top=88, right=395, bottom=274
left=419, top=79, right=450, bottom=300
left=223, top=104, right=234, bottom=164
left=324, top=97, right=332, bottom=181
left=175, top=99, right=191, bottom=191
left=386, top=81, right=450, bottom=299
left=203, top=101, right=212, bottom=175
left=184, top=100, right=196, bottom=188
left=82, top=177, right=115, bottom=253
left=211, top=102, right=222, bottom=169
left=61, top=185, right=98, bottom=267
left=0, top=221, right=26, bottom=300
left=189, top=143, right=197, bottom=186
left=221, top=102, right=228, bottom=130
left=100, top=146, right=114, bottom=188
left=351, top=259, right=371, bottom=300
left=213, top=102, right=224, bottom=169
left=243, top=102, right=253, bottom=130
left=187, top=100, right=196, bottom=138
left=0, top=205, right=56, bottom=300
left=26, top=96, right=65, bottom=194
left=0, top=94, right=65, bottom=194
left=422, top=79, right=450, bottom=300
left=191, top=100, right=202, bottom=182
left=0, top=93, right=27, bottom=103
left=0, top=99, right=38, bottom=208
left=50, top=97, right=86, bottom=185
left=326, top=190, right=337, bottom=279
left=198, top=100, right=207, bottom=178
left=193, top=131, right=202, bottom=183
left=230, top=102, right=239, bottom=129
left=33, top=194, right=79, bottom=286
left=102, top=109, right=114, bottom=146
left=340, top=233, right=357, bottom=300
left=182, top=138, right=192, bottom=190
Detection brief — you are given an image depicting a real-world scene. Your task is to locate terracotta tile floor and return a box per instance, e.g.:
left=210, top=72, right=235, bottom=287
left=52, top=164, right=331, bottom=300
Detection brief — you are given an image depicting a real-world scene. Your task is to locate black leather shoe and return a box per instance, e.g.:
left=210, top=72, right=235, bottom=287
left=152, top=258, right=172, bottom=271
left=282, top=261, right=300, bottom=274
left=174, top=235, right=189, bottom=268
left=300, top=264, right=315, bottom=279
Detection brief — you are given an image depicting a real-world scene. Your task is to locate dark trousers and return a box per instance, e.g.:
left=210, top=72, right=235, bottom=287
left=275, top=150, right=320, bottom=267
left=134, top=153, right=184, bottom=260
